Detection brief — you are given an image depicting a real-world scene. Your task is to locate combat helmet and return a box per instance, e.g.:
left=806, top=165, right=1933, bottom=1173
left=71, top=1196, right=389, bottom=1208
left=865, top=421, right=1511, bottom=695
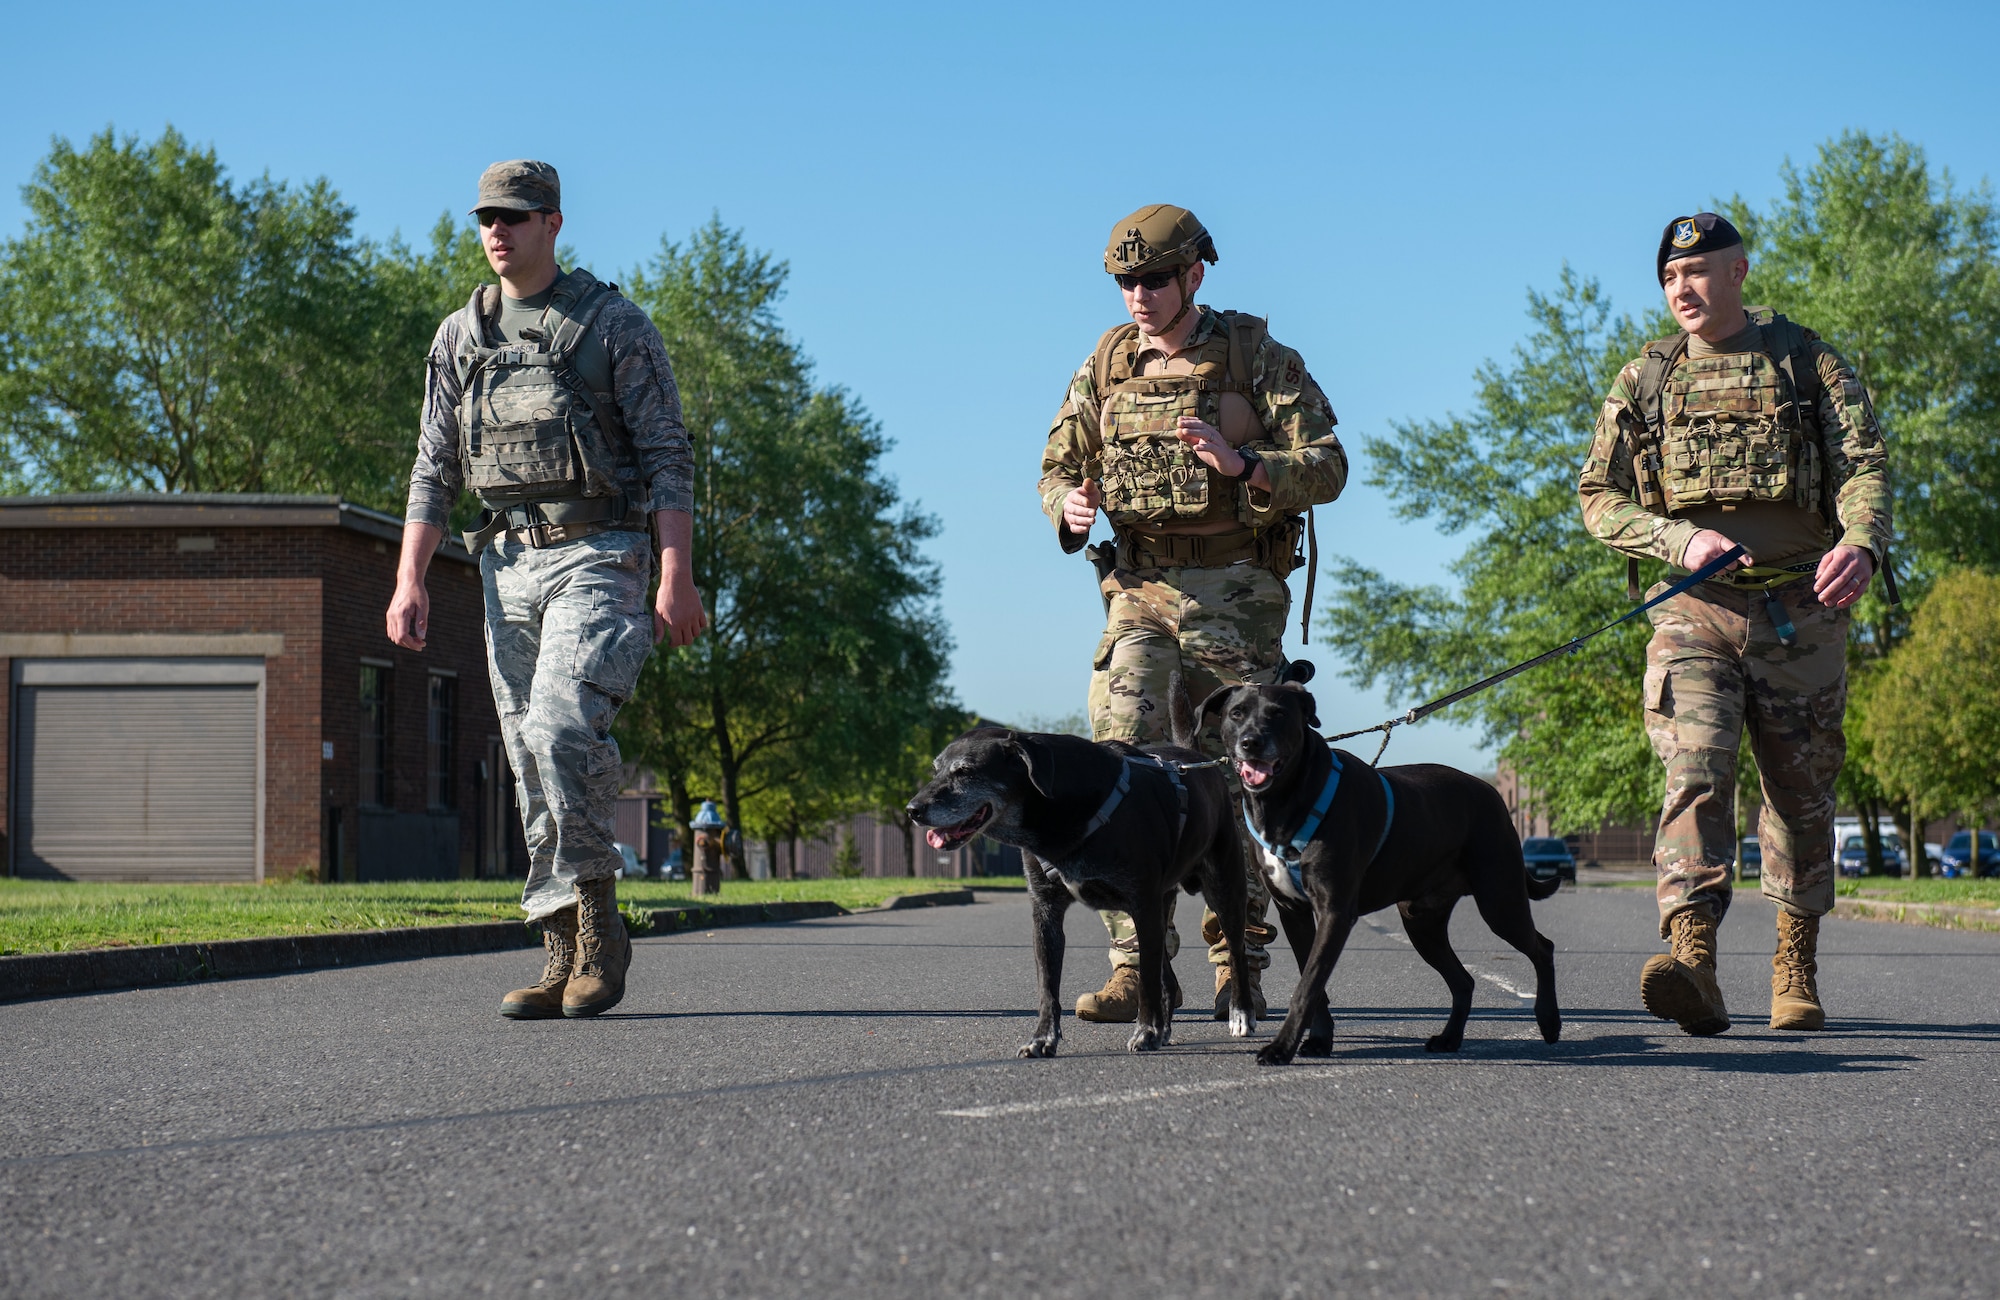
left=1104, top=205, right=1218, bottom=275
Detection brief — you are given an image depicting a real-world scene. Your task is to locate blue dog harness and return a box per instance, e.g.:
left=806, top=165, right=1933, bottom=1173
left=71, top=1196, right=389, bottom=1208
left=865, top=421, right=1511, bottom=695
left=1242, top=751, right=1395, bottom=901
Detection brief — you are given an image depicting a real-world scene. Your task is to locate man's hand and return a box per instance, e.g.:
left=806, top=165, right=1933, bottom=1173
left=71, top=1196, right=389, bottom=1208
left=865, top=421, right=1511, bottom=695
left=1177, top=417, right=1269, bottom=491
left=1681, top=529, right=1749, bottom=574
left=386, top=580, right=429, bottom=650
left=655, top=562, right=707, bottom=647
left=1062, top=480, right=1102, bottom=534
left=1813, top=544, right=1875, bottom=610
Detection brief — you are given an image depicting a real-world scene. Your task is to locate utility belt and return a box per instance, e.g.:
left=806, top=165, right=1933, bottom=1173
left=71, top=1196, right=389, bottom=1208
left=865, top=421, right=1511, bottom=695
left=1111, top=520, right=1303, bottom=577
left=1694, top=558, right=1819, bottom=591
left=462, top=493, right=648, bottom=554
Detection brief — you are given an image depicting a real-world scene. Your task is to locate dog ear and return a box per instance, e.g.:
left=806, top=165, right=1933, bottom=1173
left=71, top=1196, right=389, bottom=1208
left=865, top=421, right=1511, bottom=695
left=1280, top=683, right=1320, bottom=729
left=1196, top=684, right=1238, bottom=730
left=1280, top=659, right=1317, bottom=685
left=1009, top=734, right=1059, bottom=798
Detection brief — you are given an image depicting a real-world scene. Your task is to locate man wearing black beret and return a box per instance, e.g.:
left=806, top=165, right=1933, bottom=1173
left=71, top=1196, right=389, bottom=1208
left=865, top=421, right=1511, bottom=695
left=1577, top=212, right=1893, bottom=1036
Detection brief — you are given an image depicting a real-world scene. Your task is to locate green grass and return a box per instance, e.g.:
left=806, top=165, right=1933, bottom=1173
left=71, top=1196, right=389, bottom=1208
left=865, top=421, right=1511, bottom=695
left=1835, top=877, right=2000, bottom=908
left=0, top=876, right=1003, bottom=956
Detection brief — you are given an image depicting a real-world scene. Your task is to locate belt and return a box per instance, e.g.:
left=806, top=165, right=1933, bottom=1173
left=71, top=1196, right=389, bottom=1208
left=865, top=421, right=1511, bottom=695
left=463, top=494, right=648, bottom=553
left=1116, top=528, right=1269, bottom=570
left=1697, top=559, right=1819, bottom=591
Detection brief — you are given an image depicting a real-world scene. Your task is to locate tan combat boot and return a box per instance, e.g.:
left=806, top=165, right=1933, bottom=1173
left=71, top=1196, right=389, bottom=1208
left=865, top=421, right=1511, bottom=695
left=1770, top=911, right=1826, bottom=1031
left=1212, top=963, right=1268, bottom=1022
left=500, top=907, right=578, bottom=1019
left=563, top=876, right=632, bottom=1018
left=1640, top=908, right=1730, bottom=1035
left=1076, top=966, right=1141, bottom=1023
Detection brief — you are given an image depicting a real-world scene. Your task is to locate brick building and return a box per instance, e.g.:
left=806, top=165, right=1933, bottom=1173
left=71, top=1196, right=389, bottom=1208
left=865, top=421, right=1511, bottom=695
left=0, top=494, right=520, bottom=882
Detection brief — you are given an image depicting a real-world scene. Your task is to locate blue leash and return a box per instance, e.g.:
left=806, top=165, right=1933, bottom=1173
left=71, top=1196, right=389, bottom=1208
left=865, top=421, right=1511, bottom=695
left=1328, top=546, right=1748, bottom=762
left=1242, top=749, right=1396, bottom=897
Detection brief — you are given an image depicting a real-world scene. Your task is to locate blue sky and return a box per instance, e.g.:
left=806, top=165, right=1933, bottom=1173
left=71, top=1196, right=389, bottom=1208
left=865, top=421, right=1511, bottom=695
left=9, top=2, right=1999, bottom=768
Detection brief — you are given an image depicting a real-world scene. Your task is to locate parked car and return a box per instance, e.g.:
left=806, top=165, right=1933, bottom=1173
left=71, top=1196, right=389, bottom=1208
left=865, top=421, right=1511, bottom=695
left=1737, top=835, right=1762, bottom=881
left=614, top=842, right=644, bottom=880
left=1926, top=842, right=1944, bottom=871
left=1521, top=836, right=1576, bottom=885
left=1940, top=830, right=2000, bottom=878
left=1837, top=833, right=1905, bottom=878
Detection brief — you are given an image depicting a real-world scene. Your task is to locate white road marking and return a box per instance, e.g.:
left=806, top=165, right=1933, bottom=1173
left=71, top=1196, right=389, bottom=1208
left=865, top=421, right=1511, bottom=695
left=1365, top=919, right=1535, bottom=1000
left=939, top=1077, right=1275, bottom=1119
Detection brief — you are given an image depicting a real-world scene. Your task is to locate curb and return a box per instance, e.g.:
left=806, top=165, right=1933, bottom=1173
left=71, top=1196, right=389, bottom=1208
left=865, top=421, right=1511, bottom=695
left=1833, top=897, right=2000, bottom=933
left=0, top=889, right=983, bottom=1005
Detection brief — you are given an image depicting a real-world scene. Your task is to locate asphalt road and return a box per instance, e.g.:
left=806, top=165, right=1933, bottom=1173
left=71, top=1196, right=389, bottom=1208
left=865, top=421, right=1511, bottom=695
left=2, top=885, right=1996, bottom=1299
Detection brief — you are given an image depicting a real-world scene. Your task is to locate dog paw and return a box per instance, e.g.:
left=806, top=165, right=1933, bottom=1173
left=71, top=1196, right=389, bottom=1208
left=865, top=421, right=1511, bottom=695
left=1539, top=1014, right=1562, bottom=1044
left=1298, top=1035, right=1333, bottom=1058
left=1017, top=1037, right=1059, bottom=1058
left=1255, top=1042, right=1295, bottom=1067
left=1127, top=1027, right=1163, bottom=1053
left=1228, top=1008, right=1253, bottom=1038
left=1424, top=1033, right=1463, bottom=1053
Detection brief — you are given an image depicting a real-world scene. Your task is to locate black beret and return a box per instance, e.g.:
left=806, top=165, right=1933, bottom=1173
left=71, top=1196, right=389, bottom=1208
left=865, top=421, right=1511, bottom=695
left=1657, top=212, right=1744, bottom=283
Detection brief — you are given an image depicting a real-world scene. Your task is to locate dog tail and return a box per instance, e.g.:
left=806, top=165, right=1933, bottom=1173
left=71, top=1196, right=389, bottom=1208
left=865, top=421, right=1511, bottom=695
left=1525, top=873, right=1561, bottom=901
left=1168, top=671, right=1197, bottom=749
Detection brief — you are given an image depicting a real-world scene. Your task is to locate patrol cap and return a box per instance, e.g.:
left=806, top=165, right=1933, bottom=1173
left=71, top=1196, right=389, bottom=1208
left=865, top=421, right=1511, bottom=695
left=1105, top=205, right=1218, bottom=275
left=470, top=159, right=561, bottom=214
left=1657, top=212, right=1743, bottom=283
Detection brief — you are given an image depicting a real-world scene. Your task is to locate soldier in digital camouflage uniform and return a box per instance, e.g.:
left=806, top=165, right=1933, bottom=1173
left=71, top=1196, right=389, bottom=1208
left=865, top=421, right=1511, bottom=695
left=387, top=160, right=707, bottom=1020
left=1038, top=205, right=1348, bottom=1025
left=1577, top=212, right=1891, bottom=1036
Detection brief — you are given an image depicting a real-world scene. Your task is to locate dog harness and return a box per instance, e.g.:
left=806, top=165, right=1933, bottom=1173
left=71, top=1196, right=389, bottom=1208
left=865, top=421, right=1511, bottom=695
left=1057, top=754, right=1222, bottom=873
left=1243, top=750, right=1395, bottom=902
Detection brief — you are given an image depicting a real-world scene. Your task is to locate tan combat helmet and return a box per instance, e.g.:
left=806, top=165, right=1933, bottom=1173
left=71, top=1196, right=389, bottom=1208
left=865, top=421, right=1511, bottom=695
left=1105, top=206, right=1216, bottom=334
left=1104, top=204, right=1217, bottom=275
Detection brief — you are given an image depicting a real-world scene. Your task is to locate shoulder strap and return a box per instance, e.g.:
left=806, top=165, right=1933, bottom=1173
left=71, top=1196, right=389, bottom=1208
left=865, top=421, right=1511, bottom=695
left=453, top=286, right=503, bottom=386
left=543, top=270, right=619, bottom=369
left=1092, top=322, right=1141, bottom=397
left=1223, top=310, right=1268, bottom=389
left=1756, top=311, right=1823, bottom=431
left=1633, top=334, right=1689, bottom=444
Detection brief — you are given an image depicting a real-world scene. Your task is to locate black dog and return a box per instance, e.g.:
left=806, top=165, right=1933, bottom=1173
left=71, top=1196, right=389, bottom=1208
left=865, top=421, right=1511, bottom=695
left=1202, top=664, right=1562, bottom=1065
left=905, top=724, right=1253, bottom=1056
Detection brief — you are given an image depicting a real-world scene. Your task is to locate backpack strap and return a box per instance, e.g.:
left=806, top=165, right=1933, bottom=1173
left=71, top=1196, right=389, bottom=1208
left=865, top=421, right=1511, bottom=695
left=1624, top=333, right=1687, bottom=601
left=1091, top=322, right=1141, bottom=400
left=1223, top=310, right=1268, bottom=390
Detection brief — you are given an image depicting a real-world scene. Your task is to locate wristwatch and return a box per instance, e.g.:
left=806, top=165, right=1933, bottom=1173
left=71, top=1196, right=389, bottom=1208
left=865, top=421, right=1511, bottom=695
left=1229, top=447, right=1263, bottom=482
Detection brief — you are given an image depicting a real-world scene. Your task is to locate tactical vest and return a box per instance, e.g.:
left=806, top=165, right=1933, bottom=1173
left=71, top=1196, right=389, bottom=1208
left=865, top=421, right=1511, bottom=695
left=1090, top=311, right=1276, bottom=529
left=454, top=269, right=625, bottom=507
left=1629, top=309, right=1827, bottom=519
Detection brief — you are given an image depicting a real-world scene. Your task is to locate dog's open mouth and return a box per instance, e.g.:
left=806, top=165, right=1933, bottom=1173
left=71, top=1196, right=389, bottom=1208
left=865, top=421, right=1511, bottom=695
left=924, top=804, right=992, bottom=850
left=1238, top=759, right=1277, bottom=790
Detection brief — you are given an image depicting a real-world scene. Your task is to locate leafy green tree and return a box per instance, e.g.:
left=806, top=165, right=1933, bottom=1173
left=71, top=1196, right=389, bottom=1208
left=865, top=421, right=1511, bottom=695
left=1725, top=131, right=2000, bottom=642
left=862, top=702, right=976, bottom=876
left=0, top=127, right=428, bottom=510
left=1860, top=569, right=2000, bottom=852
left=613, top=219, right=953, bottom=873
left=1321, top=270, right=1670, bottom=831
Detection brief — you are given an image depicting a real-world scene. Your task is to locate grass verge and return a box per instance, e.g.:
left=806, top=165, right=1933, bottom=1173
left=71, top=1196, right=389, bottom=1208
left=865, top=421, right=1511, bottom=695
left=1834, top=877, right=2000, bottom=908
left=0, top=876, right=1004, bottom=956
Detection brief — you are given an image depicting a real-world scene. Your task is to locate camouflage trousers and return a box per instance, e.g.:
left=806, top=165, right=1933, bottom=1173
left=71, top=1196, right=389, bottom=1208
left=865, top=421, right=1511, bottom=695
left=1088, top=560, right=1285, bottom=971
left=1643, top=577, right=1848, bottom=936
left=481, top=531, right=655, bottom=921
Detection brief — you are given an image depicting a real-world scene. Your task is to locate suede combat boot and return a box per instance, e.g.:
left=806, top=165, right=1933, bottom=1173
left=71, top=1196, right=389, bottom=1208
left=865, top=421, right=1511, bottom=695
left=1640, top=908, right=1730, bottom=1035
left=1211, top=963, right=1268, bottom=1022
left=1075, top=966, right=1180, bottom=1022
left=563, top=876, right=632, bottom=1018
left=1770, top=911, right=1826, bottom=1031
left=500, top=907, right=578, bottom=1019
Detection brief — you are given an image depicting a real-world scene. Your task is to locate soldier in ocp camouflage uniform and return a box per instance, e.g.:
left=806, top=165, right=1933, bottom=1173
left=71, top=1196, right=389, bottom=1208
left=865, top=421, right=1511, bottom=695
left=387, top=160, right=706, bottom=1020
left=1039, top=205, right=1348, bottom=1025
left=1577, top=212, right=1891, bottom=1036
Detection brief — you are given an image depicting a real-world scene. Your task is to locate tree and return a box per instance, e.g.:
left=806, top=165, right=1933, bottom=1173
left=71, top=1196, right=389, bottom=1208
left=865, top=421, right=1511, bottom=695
left=1726, top=132, right=2000, bottom=634
left=0, top=127, right=432, bottom=511
left=613, top=219, right=954, bottom=874
left=862, top=702, right=976, bottom=877
left=1860, top=570, right=2000, bottom=849
left=1321, top=270, right=1671, bottom=831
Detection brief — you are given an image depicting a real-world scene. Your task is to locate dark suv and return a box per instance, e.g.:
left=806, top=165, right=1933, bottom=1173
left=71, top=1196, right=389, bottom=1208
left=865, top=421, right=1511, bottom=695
left=1941, top=830, right=2000, bottom=878
left=1521, top=836, right=1576, bottom=886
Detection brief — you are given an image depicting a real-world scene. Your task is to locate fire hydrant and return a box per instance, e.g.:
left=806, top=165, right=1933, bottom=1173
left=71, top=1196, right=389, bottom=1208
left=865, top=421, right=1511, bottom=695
left=691, top=800, right=726, bottom=896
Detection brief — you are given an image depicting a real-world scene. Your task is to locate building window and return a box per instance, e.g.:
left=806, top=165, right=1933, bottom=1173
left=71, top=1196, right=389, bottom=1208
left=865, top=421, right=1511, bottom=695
left=427, top=672, right=456, bottom=811
left=359, top=663, right=390, bottom=808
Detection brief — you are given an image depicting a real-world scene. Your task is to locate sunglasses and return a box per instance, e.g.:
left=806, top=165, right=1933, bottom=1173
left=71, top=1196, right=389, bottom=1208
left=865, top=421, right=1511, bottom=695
left=1113, top=269, right=1181, bottom=291
left=476, top=208, right=548, bottom=227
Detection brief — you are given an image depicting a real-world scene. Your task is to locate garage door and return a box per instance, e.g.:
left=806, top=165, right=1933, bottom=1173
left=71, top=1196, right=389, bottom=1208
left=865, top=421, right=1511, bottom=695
left=12, top=658, right=263, bottom=881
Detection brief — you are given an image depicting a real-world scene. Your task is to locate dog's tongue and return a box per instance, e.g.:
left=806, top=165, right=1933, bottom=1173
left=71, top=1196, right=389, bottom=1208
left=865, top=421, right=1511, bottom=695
left=1238, top=760, right=1275, bottom=789
left=925, top=828, right=950, bottom=850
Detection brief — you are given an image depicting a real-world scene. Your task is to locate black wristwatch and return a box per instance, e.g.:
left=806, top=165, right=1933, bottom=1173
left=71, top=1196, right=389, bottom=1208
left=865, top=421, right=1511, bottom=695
left=1229, top=447, right=1263, bottom=482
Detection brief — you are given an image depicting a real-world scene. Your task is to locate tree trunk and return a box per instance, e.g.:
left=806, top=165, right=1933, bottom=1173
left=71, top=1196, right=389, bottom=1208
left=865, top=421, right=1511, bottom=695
left=709, top=684, right=750, bottom=880
left=667, top=769, right=694, bottom=880
left=762, top=833, right=779, bottom=882
left=900, top=816, right=916, bottom=877
left=1891, top=797, right=1916, bottom=880
left=1859, top=794, right=1885, bottom=876
left=1907, top=795, right=1931, bottom=878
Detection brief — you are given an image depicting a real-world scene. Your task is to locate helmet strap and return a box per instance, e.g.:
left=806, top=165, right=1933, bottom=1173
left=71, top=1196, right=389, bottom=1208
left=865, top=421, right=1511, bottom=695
left=1160, top=266, right=1193, bottom=336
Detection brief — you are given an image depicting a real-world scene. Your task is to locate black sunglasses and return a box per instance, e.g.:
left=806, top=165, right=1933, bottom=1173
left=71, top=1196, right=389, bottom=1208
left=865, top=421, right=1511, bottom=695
left=1113, top=269, right=1180, bottom=291
left=476, top=208, right=548, bottom=227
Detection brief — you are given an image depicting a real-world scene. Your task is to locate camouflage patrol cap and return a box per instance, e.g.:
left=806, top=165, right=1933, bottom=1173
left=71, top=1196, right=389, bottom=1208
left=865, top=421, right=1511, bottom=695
left=1657, top=212, right=1743, bottom=283
left=470, top=160, right=561, bottom=214
left=1104, top=205, right=1218, bottom=275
